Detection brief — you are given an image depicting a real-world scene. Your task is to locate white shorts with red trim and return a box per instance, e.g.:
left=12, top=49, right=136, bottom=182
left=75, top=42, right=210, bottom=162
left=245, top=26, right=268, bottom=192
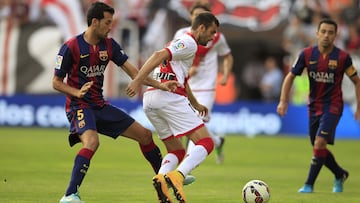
left=143, top=89, right=204, bottom=140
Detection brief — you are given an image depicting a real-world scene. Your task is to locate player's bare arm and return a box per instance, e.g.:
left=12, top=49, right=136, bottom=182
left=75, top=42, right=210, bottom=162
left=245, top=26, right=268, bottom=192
left=186, top=83, right=208, bottom=117
left=350, top=74, right=360, bottom=122
left=121, top=60, right=178, bottom=97
left=188, top=66, right=198, bottom=77
left=52, top=75, right=93, bottom=98
left=219, top=53, right=234, bottom=85
left=126, top=49, right=170, bottom=97
left=277, top=72, right=296, bottom=117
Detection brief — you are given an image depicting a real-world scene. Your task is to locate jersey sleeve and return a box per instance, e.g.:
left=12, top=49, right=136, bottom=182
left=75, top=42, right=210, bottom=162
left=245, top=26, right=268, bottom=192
left=110, top=38, right=129, bottom=66
left=54, top=44, right=73, bottom=78
left=344, top=54, right=357, bottom=77
left=216, top=34, right=231, bottom=56
left=291, top=50, right=306, bottom=75
left=167, top=38, right=197, bottom=61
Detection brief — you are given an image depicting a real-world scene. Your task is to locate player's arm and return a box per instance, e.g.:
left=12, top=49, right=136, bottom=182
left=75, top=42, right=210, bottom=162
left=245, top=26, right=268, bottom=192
left=121, top=60, right=178, bottom=97
left=276, top=72, right=296, bottom=117
left=219, top=53, right=234, bottom=85
left=52, top=75, right=93, bottom=98
left=186, top=83, right=208, bottom=116
left=126, top=49, right=177, bottom=97
left=188, top=66, right=198, bottom=77
left=347, top=66, right=360, bottom=122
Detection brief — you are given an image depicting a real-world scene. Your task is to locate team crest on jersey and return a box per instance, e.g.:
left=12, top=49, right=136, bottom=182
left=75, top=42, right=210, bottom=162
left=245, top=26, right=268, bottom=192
left=55, top=55, right=63, bottom=69
left=328, top=60, right=338, bottom=69
left=99, top=51, right=108, bottom=61
left=78, top=120, right=85, bottom=128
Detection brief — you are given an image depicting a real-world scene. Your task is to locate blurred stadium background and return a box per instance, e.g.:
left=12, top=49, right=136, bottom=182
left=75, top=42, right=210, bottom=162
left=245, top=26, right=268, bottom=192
left=1, top=0, right=360, bottom=138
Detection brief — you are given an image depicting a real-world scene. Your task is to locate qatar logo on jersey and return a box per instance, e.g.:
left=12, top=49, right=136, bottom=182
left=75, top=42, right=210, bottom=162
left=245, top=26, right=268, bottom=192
left=80, top=65, right=106, bottom=77
left=309, top=71, right=335, bottom=83
left=99, top=51, right=108, bottom=61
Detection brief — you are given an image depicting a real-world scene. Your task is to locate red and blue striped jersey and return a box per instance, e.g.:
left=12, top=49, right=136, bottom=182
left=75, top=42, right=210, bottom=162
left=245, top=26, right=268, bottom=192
left=291, top=46, right=354, bottom=116
left=54, top=33, right=128, bottom=111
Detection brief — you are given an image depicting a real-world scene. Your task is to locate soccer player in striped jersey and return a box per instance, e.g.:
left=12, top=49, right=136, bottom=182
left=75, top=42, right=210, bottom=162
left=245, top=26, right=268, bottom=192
left=52, top=2, right=178, bottom=203
left=277, top=18, right=360, bottom=193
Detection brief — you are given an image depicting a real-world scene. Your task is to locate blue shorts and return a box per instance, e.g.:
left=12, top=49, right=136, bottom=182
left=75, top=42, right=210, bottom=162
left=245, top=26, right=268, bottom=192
left=309, top=113, right=340, bottom=145
left=66, top=104, right=135, bottom=146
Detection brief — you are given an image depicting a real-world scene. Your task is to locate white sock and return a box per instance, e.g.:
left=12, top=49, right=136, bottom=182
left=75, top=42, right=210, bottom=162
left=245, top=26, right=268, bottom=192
left=186, top=140, right=195, bottom=155
left=158, top=153, right=179, bottom=175
left=177, top=145, right=208, bottom=176
left=211, top=134, right=221, bottom=147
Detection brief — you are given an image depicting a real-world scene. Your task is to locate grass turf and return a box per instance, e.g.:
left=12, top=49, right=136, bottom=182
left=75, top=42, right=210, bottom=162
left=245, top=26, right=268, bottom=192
left=0, top=127, right=359, bottom=202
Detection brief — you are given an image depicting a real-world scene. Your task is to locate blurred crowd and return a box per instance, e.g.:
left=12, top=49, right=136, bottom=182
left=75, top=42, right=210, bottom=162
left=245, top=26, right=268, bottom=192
left=0, top=0, right=158, bottom=40
left=1, top=0, right=360, bottom=104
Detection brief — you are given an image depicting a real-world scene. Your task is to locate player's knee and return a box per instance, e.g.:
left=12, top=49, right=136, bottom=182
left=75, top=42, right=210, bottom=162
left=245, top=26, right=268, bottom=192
left=138, top=128, right=154, bottom=145
left=196, top=136, right=214, bottom=154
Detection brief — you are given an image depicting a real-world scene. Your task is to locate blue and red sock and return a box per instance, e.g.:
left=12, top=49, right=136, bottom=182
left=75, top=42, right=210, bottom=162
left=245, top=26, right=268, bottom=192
left=65, top=148, right=94, bottom=196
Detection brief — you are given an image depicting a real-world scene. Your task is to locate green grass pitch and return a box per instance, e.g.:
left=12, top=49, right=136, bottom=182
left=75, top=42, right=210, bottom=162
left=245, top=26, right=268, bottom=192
left=0, top=127, right=359, bottom=202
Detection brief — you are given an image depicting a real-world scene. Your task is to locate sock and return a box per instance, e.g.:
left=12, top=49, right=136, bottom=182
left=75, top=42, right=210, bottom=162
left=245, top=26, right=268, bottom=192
left=158, top=149, right=185, bottom=175
left=211, top=135, right=221, bottom=147
left=139, top=140, right=162, bottom=174
left=65, top=148, right=94, bottom=196
left=324, top=149, right=344, bottom=179
left=186, top=140, right=195, bottom=155
left=304, top=149, right=328, bottom=186
left=177, top=137, right=214, bottom=176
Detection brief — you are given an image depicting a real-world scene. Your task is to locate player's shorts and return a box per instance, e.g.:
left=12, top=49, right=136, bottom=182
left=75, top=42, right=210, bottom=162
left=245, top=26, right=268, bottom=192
left=66, top=104, right=135, bottom=146
left=309, top=112, right=340, bottom=145
left=143, top=90, right=204, bottom=140
left=192, top=90, right=215, bottom=122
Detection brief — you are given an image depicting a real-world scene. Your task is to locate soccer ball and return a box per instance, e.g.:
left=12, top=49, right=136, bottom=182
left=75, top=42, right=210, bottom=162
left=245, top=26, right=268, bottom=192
left=242, top=180, right=270, bottom=203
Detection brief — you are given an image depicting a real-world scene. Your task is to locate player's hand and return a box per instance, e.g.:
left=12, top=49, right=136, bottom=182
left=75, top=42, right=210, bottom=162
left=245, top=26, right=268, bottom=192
left=276, top=101, right=288, bottom=117
left=193, top=103, right=208, bottom=117
left=160, top=81, right=180, bottom=92
left=219, top=76, right=227, bottom=86
left=126, top=80, right=141, bottom=97
left=78, top=81, right=93, bottom=98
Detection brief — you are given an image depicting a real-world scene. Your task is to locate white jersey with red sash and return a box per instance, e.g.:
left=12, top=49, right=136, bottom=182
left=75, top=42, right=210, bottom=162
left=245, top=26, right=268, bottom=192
left=143, top=32, right=205, bottom=139
left=147, top=33, right=198, bottom=96
left=174, top=27, right=231, bottom=92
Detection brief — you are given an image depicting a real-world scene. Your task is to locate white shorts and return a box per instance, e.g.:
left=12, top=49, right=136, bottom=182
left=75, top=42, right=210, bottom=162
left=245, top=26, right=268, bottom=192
left=143, top=90, right=204, bottom=140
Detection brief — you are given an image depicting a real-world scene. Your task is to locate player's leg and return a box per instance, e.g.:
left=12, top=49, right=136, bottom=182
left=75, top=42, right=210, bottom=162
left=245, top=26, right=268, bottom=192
left=320, top=113, right=349, bottom=192
left=194, top=91, right=225, bottom=164
left=324, top=150, right=349, bottom=192
left=98, top=104, right=163, bottom=174
left=165, top=126, right=214, bottom=203
left=60, top=109, right=98, bottom=203
left=299, top=115, right=321, bottom=193
left=122, top=121, right=163, bottom=174
left=144, top=108, right=185, bottom=203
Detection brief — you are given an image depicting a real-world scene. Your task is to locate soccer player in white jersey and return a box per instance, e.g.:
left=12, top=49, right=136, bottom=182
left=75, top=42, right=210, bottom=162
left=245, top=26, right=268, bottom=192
left=127, top=12, right=219, bottom=203
left=174, top=3, right=233, bottom=164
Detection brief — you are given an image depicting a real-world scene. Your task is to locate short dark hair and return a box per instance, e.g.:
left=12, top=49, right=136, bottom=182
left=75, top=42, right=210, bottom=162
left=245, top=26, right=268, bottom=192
left=191, top=12, right=219, bottom=30
left=189, top=3, right=211, bottom=15
left=318, top=18, right=338, bottom=32
left=86, top=2, right=115, bottom=26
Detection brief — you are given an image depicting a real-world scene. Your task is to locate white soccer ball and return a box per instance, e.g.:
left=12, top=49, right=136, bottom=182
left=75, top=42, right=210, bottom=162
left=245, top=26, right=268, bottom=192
left=242, top=180, right=270, bottom=203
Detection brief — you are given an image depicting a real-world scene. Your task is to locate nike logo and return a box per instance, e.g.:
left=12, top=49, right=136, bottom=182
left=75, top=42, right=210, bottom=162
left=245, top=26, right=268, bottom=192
left=309, top=61, right=317, bottom=64
left=80, top=54, right=89, bottom=58
left=321, top=130, right=328, bottom=135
